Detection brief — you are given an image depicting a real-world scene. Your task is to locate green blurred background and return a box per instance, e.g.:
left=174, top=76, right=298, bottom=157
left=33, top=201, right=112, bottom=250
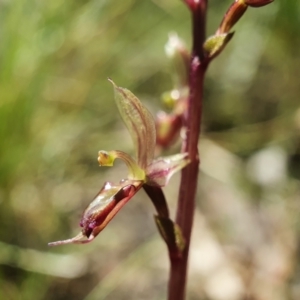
left=0, top=0, right=299, bottom=299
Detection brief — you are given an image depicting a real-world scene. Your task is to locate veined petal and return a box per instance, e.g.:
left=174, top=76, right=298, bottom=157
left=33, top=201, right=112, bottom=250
left=98, top=150, right=145, bottom=181
left=109, top=79, right=156, bottom=170
left=146, top=153, right=190, bottom=187
left=48, top=180, right=143, bottom=246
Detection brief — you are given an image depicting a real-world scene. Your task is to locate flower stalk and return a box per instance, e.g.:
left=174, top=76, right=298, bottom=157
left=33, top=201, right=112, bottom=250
left=167, top=1, right=208, bottom=298
left=49, top=0, right=274, bottom=298
left=167, top=1, right=273, bottom=299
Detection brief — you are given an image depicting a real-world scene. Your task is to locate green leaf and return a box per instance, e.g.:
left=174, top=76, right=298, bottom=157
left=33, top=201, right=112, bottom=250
left=109, top=79, right=156, bottom=170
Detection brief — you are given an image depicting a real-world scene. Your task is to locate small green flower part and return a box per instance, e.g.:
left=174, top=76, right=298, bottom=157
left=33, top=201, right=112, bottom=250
left=204, top=32, right=234, bottom=59
left=98, top=150, right=145, bottom=181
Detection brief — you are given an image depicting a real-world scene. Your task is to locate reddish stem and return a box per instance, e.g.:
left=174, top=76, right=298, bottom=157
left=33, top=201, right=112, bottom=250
left=167, top=1, right=208, bottom=299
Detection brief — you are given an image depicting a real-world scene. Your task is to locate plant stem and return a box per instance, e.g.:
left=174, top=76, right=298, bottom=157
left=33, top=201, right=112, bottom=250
left=167, top=1, right=208, bottom=299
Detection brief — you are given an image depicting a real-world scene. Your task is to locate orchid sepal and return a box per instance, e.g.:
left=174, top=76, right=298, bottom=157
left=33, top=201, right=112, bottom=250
left=204, top=32, right=235, bottom=60
left=48, top=179, right=143, bottom=246
left=109, top=79, right=156, bottom=170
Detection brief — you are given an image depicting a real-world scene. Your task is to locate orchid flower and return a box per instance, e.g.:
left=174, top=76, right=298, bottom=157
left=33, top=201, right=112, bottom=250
left=49, top=80, right=190, bottom=250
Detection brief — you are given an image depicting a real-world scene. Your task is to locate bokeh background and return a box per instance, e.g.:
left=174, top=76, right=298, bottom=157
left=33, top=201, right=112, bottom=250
left=0, top=0, right=299, bottom=299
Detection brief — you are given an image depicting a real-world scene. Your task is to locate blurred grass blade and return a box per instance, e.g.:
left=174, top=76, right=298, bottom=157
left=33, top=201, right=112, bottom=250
left=0, top=241, right=88, bottom=278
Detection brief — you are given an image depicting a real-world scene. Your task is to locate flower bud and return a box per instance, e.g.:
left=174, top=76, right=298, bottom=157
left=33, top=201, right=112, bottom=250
left=184, top=0, right=203, bottom=11
left=165, top=33, right=190, bottom=87
left=217, top=0, right=248, bottom=34
left=156, top=112, right=182, bottom=148
left=244, top=0, right=273, bottom=7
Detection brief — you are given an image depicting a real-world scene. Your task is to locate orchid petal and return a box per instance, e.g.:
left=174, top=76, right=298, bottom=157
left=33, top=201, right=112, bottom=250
left=98, top=150, right=145, bottom=181
left=146, top=153, right=190, bottom=187
left=109, top=79, right=156, bottom=169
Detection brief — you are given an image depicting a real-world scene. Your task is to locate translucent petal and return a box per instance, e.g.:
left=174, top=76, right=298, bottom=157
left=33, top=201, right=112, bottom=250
left=146, top=153, right=190, bottom=187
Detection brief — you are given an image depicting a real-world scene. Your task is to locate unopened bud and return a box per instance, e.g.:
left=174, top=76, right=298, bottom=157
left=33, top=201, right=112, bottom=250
left=156, top=112, right=182, bottom=148
left=217, top=0, right=248, bottom=34
left=165, top=33, right=190, bottom=87
left=184, top=0, right=202, bottom=12
left=161, top=89, right=181, bottom=109
left=244, top=0, right=273, bottom=7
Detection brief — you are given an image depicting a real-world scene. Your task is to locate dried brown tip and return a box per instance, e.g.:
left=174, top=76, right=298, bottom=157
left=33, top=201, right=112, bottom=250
left=48, top=232, right=89, bottom=246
